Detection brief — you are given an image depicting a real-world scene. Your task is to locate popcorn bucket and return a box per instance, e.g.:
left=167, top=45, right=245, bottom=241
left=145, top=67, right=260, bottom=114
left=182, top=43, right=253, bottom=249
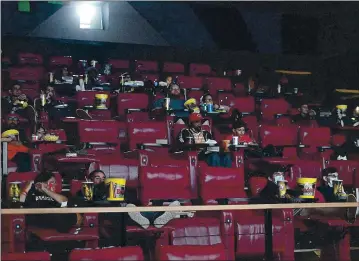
left=95, top=94, right=108, bottom=109
left=297, top=178, right=317, bottom=199
left=105, top=178, right=126, bottom=201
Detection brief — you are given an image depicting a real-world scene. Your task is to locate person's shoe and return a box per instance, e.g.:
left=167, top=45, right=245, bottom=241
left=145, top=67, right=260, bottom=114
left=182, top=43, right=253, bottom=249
left=153, top=201, right=181, bottom=228
left=126, top=204, right=150, bottom=229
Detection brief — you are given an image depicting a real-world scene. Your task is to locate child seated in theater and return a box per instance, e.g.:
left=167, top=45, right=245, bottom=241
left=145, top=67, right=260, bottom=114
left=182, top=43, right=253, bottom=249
left=1, top=129, right=31, bottom=172
left=220, top=121, right=256, bottom=168
left=177, top=113, right=228, bottom=167
left=200, top=93, right=230, bottom=113
left=20, top=171, right=80, bottom=233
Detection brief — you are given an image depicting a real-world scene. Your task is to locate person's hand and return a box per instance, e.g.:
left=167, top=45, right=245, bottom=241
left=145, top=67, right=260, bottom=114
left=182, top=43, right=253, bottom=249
left=24, top=180, right=34, bottom=192
left=18, top=94, right=28, bottom=101
left=309, top=110, right=316, bottom=117
left=35, top=182, right=48, bottom=192
left=214, top=104, right=219, bottom=110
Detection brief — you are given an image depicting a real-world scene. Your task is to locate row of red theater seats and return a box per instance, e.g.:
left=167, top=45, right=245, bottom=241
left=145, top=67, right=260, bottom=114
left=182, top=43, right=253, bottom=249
left=2, top=54, right=219, bottom=77
left=4, top=159, right=358, bottom=261
left=2, top=245, right=227, bottom=261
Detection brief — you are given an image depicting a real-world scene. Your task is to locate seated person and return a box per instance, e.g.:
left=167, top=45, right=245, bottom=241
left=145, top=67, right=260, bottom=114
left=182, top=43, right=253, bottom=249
left=80, top=170, right=186, bottom=230
left=20, top=171, right=80, bottom=233
left=1, top=129, right=31, bottom=172
left=177, top=113, right=226, bottom=167
left=291, top=103, right=316, bottom=125
left=53, top=66, right=73, bottom=84
left=200, top=93, right=230, bottom=112
left=220, top=121, right=256, bottom=168
left=2, top=82, right=33, bottom=118
left=3, top=114, right=30, bottom=145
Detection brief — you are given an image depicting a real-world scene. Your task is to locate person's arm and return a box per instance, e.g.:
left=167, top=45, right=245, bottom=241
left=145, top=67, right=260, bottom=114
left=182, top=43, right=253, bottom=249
left=42, top=187, right=68, bottom=205
left=20, top=181, right=34, bottom=203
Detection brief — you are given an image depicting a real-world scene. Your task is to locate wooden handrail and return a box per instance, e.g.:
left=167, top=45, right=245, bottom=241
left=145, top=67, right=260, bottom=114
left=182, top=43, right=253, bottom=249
left=2, top=202, right=358, bottom=215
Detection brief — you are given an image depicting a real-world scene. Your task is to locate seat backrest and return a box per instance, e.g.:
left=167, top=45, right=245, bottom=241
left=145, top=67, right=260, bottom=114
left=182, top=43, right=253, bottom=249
left=248, top=176, right=268, bottom=196
left=157, top=245, right=226, bottom=261
left=163, top=62, right=185, bottom=73
left=127, top=122, right=168, bottom=150
left=6, top=172, right=62, bottom=196
left=260, top=98, right=290, bottom=119
left=139, top=166, right=191, bottom=205
left=289, top=160, right=323, bottom=189
left=69, top=246, right=144, bottom=261
left=168, top=218, right=223, bottom=246
left=9, top=66, right=45, bottom=81
left=242, top=115, right=259, bottom=141
left=76, top=91, right=111, bottom=109
left=2, top=252, right=51, bottom=261
left=206, top=77, right=232, bottom=93
left=189, top=63, right=211, bottom=76
left=325, top=160, right=358, bottom=187
left=199, top=166, right=245, bottom=203
left=78, top=120, right=123, bottom=144
left=177, top=76, right=204, bottom=89
left=135, top=60, right=158, bottom=73
left=299, top=127, right=331, bottom=147
left=232, top=96, right=255, bottom=113
left=117, top=93, right=149, bottom=117
left=49, top=56, right=73, bottom=67
left=18, top=53, right=43, bottom=65
left=260, top=125, right=298, bottom=147
left=218, top=92, right=235, bottom=107
left=107, top=59, right=129, bottom=69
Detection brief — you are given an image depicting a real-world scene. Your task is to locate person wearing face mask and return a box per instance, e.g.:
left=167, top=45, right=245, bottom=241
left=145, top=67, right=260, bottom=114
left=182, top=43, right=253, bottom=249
left=77, top=170, right=107, bottom=202
left=291, top=103, right=317, bottom=126
left=333, top=135, right=359, bottom=161
left=20, top=171, right=79, bottom=233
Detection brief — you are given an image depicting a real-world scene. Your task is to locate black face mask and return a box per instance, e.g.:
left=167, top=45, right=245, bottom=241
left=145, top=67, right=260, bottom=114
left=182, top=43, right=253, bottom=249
left=94, top=182, right=107, bottom=199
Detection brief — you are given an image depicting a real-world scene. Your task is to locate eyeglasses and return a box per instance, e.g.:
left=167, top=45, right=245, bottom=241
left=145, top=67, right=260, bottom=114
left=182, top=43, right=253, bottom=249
left=8, top=117, right=19, bottom=121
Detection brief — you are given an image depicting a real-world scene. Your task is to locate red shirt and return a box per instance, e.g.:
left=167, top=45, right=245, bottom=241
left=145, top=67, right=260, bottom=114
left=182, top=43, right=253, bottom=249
left=224, top=134, right=253, bottom=143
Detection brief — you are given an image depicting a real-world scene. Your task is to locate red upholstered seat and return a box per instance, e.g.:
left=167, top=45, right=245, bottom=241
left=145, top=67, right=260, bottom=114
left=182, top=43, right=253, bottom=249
left=298, top=127, right=332, bottom=160
left=77, top=120, right=123, bottom=144
left=189, top=63, right=211, bottom=76
left=9, top=66, right=45, bottom=81
left=69, top=246, right=144, bottom=261
left=2, top=251, right=51, bottom=261
left=117, top=93, right=149, bottom=119
left=324, top=160, right=359, bottom=187
left=156, top=244, right=227, bottom=261
left=49, top=56, right=73, bottom=67
left=139, top=166, right=192, bottom=205
left=199, top=165, right=246, bottom=204
left=205, top=77, right=232, bottom=98
left=75, top=90, right=111, bottom=109
left=177, top=76, right=204, bottom=89
left=18, top=53, right=43, bottom=65
left=107, top=59, right=130, bottom=70
left=260, top=98, right=290, bottom=124
left=163, top=62, right=185, bottom=74
left=135, top=60, right=158, bottom=73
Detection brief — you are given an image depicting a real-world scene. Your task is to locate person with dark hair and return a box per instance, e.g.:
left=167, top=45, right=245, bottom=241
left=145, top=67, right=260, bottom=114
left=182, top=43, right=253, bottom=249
left=77, top=170, right=107, bottom=202
left=53, top=66, right=72, bottom=84
left=152, top=83, right=185, bottom=112
left=20, top=171, right=79, bottom=233
left=291, top=103, right=317, bottom=126
left=200, top=93, right=230, bottom=112
left=2, top=82, right=33, bottom=118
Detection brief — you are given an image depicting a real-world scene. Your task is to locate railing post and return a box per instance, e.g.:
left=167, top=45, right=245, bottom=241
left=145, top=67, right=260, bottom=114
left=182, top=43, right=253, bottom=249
left=2, top=142, right=8, bottom=176
left=265, top=209, right=273, bottom=261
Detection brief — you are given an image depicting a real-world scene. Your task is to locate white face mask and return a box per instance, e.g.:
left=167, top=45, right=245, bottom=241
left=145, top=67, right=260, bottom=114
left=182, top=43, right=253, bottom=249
left=354, top=139, right=359, bottom=147
left=337, top=155, right=347, bottom=161
left=272, top=172, right=285, bottom=185
left=324, top=172, right=339, bottom=188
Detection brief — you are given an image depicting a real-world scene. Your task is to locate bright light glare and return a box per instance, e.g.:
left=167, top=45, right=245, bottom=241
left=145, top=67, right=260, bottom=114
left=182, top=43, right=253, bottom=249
left=76, top=3, right=96, bottom=23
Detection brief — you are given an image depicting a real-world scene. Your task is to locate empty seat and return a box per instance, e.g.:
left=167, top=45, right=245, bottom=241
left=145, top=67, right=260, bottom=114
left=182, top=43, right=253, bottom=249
left=107, top=59, right=130, bottom=70
left=2, top=252, right=51, bottom=261
left=139, top=166, right=192, bottom=205
left=156, top=244, right=226, bottom=261
left=199, top=165, right=246, bottom=204
left=69, top=246, right=144, bottom=261
left=298, top=127, right=332, bottom=160
left=78, top=120, right=123, bottom=144
left=9, top=66, right=45, bottom=81
left=218, top=92, right=236, bottom=107
left=18, top=53, right=43, bottom=65
left=127, top=122, right=168, bottom=151
left=135, top=60, right=158, bottom=73
left=205, top=77, right=232, bottom=93
left=231, top=96, right=255, bottom=113
left=138, top=74, right=159, bottom=83
left=177, top=76, right=204, bottom=89
left=117, top=93, right=149, bottom=118
left=189, top=63, right=211, bottom=76
left=49, top=56, right=73, bottom=67
left=260, top=98, right=290, bottom=124
left=163, top=62, right=185, bottom=74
